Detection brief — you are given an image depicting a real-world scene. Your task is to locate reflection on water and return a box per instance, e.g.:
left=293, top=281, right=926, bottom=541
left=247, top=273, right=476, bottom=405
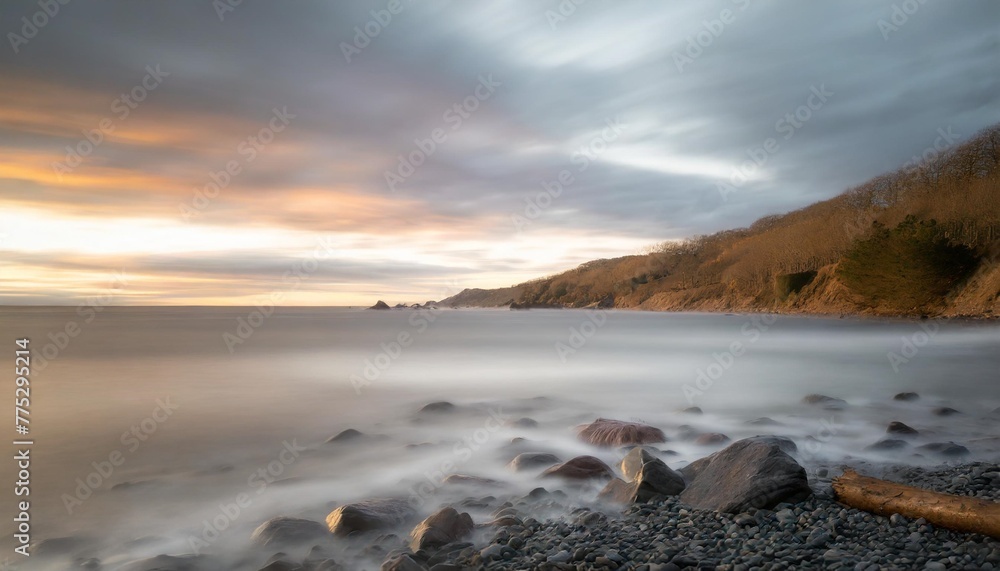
left=1, top=307, right=998, bottom=562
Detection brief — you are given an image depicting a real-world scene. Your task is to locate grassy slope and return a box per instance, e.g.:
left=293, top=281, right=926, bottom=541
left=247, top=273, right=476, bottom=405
left=440, top=125, right=1000, bottom=317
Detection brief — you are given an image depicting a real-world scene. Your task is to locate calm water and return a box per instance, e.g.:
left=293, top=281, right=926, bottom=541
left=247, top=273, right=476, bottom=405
left=1, top=307, right=998, bottom=566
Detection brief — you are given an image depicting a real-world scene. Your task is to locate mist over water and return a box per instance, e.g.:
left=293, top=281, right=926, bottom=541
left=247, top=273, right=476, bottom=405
left=2, top=307, right=998, bottom=567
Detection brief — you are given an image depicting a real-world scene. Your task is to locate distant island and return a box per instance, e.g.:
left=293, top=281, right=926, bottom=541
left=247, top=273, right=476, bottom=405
left=429, top=124, right=1000, bottom=319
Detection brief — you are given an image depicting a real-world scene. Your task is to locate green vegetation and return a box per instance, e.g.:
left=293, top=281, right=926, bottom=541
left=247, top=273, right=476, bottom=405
left=774, top=270, right=818, bottom=301
left=837, top=217, right=979, bottom=311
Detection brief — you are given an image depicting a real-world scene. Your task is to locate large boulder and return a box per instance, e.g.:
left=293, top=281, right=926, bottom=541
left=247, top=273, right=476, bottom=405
left=507, top=453, right=560, bottom=472
left=381, top=554, right=427, bottom=571
left=409, top=507, right=474, bottom=551
left=326, top=499, right=417, bottom=536
left=540, top=456, right=613, bottom=480
left=368, top=300, right=391, bottom=310
left=600, top=448, right=685, bottom=503
left=250, top=517, right=331, bottom=547
left=419, top=401, right=456, bottom=414
left=886, top=421, right=919, bottom=435
left=576, top=418, right=666, bottom=447
left=916, top=442, right=970, bottom=457
left=802, top=394, right=847, bottom=410
left=679, top=437, right=811, bottom=513
left=894, top=392, right=920, bottom=401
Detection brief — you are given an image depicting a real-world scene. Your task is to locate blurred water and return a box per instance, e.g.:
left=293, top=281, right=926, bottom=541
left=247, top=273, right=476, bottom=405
left=1, top=307, right=998, bottom=562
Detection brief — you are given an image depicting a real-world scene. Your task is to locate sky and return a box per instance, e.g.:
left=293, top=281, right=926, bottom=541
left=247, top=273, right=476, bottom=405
left=0, top=1, right=997, bottom=305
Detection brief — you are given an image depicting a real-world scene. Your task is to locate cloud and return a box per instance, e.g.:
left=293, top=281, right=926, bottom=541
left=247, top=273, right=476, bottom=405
left=0, top=0, right=998, bottom=303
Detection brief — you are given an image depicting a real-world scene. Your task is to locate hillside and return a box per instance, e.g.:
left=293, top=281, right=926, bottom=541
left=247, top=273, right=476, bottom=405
left=441, top=124, right=1000, bottom=318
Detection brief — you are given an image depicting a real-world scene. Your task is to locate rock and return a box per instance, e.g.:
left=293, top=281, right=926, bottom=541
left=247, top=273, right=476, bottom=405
left=508, top=417, right=538, bottom=428
left=802, top=394, right=847, bottom=410
left=932, top=407, right=961, bottom=416
left=865, top=439, right=909, bottom=451
left=381, top=554, right=427, bottom=571
left=682, top=407, right=703, bottom=414
left=258, top=562, right=302, bottom=571
left=369, top=300, right=391, bottom=310
left=420, top=401, right=456, bottom=414
left=694, top=433, right=730, bottom=446
left=746, top=417, right=782, bottom=426
left=507, top=453, right=560, bottom=472
left=250, top=517, right=331, bottom=547
left=600, top=448, right=685, bottom=503
left=118, top=555, right=208, bottom=571
left=326, top=428, right=367, bottom=444
left=682, top=436, right=797, bottom=482
left=678, top=437, right=811, bottom=513
left=441, top=474, right=502, bottom=487
left=577, top=418, right=667, bottom=447
left=409, top=507, right=474, bottom=551
left=916, top=442, right=970, bottom=457
left=326, top=499, right=417, bottom=536
left=887, top=421, right=919, bottom=435
left=894, top=392, right=920, bottom=401
left=540, top=455, right=613, bottom=480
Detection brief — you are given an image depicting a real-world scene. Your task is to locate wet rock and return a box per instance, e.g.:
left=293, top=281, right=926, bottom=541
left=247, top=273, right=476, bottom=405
left=118, top=555, right=209, bottom=571
left=507, top=453, right=560, bottom=472
left=326, top=429, right=366, bottom=444
left=576, top=418, right=667, bottom=447
left=409, top=507, right=474, bottom=551
left=600, top=448, right=685, bottom=503
left=419, top=402, right=456, bottom=414
left=250, top=517, right=331, bottom=547
left=369, top=300, right=391, bottom=310
left=887, top=421, right=919, bottom=435
left=540, top=456, right=613, bottom=480
left=441, top=474, right=502, bottom=487
left=916, top=442, right=970, bottom=457
left=802, top=394, right=847, bottom=410
left=894, top=392, right=920, bottom=401
left=682, top=407, right=703, bottom=414
left=326, top=499, right=417, bottom=536
left=381, top=554, right=427, bottom=571
left=746, top=417, right=782, bottom=426
left=258, top=561, right=301, bottom=571
left=865, top=439, right=909, bottom=451
left=932, top=406, right=961, bottom=416
left=679, top=437, right=811, bottom=513
left=694, top=433, right=730, bottom=446
left=507, top=417, right=538, bottom=428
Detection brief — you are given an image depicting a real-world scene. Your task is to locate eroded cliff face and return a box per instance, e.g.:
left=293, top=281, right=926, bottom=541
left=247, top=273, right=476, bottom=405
left=442, top=258, right=999, bottom=319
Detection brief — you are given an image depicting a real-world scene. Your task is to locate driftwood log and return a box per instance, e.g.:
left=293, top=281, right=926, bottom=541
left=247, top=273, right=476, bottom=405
left=832, top=469, right=1000, bottom=539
